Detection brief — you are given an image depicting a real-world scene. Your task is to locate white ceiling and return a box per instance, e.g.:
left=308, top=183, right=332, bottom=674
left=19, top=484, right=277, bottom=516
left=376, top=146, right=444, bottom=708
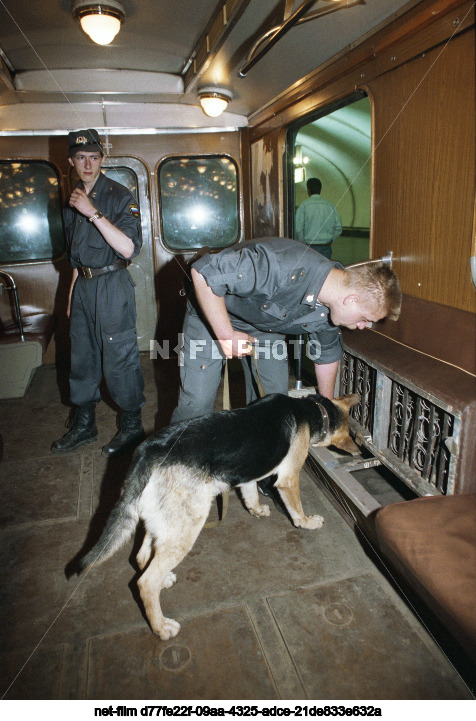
left=0, top=0, right=420, bottom=130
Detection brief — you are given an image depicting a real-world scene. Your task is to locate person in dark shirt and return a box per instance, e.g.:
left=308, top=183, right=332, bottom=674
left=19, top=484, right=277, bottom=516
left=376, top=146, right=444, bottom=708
left=52, top=129, right=145, bottom=456
left=171, top=237, right=401, bottom=423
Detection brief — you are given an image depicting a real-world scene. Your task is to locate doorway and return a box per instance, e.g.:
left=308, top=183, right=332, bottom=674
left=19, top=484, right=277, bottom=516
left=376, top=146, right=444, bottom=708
left=288, top=93, right=371, bottom=265
left=102, top=157, right=158, bottom=352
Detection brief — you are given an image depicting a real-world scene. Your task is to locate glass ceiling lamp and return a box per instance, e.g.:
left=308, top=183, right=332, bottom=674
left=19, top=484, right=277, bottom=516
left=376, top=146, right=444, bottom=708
left=72, top=1, right=125, bottom=45
left=198, top=87, right=233, bottom=118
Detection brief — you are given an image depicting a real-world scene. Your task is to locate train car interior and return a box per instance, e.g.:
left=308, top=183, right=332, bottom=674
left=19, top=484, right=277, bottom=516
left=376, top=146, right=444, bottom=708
left=0, top=0, right=475, bottom=704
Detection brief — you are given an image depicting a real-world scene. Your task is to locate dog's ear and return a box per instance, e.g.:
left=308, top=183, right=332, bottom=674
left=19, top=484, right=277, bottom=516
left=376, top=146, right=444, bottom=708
left=328, top=393, right=361, bottom=456
left=334, top=392, right=360, bottom=409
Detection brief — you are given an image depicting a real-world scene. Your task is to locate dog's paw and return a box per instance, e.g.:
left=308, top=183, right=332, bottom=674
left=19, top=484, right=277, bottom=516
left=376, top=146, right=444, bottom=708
left=295, top=514, right=324, bottom=530
left=155, top=617, right=181, bottom=640
left=163, top=571, right=177, bottom=589
left=248, top=503, right=270, bottom=518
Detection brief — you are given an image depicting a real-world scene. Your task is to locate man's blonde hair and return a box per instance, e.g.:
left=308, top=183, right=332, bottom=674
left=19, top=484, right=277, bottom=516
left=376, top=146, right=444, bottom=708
left=344, top=263, right=402, bottom=321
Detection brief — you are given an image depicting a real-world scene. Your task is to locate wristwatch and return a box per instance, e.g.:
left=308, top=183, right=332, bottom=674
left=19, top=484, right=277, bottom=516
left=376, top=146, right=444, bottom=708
left=88, top=210, right=104, bottom=222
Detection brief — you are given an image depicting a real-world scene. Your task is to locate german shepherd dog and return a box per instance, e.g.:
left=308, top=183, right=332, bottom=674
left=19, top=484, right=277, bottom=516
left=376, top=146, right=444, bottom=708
left=77, top=391, right=360, bottom=639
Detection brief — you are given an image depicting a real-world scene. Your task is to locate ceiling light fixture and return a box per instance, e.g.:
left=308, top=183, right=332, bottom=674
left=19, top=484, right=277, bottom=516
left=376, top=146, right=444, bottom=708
left=72, top=1, right=125, bottom=45
left=198, top=87, right=233, bottom=118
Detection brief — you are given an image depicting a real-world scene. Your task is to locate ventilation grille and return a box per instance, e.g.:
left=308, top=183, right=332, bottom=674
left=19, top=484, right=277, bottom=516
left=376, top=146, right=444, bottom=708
left=339, top=351, right=458, bottom=496
left=388, top=382, right=453, bottom=493
left=340, top=352, right=377, bottom=435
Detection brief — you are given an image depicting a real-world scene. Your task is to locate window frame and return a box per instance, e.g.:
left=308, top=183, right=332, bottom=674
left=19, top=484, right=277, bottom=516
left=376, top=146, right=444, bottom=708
left=0, top=158, right=65, bottom=265
left=157, top=153, right=241, bottom=253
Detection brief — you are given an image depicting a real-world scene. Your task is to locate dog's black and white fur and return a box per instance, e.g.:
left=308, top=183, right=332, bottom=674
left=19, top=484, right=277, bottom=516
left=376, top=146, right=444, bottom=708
left=77, top=391, right=360, bottom=639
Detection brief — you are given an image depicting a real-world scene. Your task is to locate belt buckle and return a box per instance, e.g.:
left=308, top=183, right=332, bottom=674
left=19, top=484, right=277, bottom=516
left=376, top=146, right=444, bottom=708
left=82, top=267, right=93, bottom=279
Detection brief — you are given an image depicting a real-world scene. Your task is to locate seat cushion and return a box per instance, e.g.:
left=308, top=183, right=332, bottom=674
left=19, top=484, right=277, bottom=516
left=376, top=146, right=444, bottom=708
left=374, top=494, right=476, bottom=660
left=0, top=313, right=54, bottom=353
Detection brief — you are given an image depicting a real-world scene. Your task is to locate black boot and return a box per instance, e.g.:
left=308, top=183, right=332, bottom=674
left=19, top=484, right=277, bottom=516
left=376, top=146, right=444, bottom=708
left=51, top=404, right=97, bottom=454
left=102, top=409, right=145, bottom=457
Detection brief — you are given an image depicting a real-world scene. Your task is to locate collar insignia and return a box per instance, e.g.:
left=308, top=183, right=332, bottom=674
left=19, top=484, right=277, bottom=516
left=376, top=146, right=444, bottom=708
left=306, top=294, right=315, bottom=303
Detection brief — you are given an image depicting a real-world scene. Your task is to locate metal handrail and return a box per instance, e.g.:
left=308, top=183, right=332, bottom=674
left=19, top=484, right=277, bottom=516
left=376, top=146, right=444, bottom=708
left=0, top=270, right=25, bottom=341
left=238, top=0, right=366, bottom=77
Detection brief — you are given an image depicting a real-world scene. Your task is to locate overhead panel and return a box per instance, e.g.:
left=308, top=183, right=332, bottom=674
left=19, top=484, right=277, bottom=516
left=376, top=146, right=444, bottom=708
left=184, top=0, right=253, bottom=90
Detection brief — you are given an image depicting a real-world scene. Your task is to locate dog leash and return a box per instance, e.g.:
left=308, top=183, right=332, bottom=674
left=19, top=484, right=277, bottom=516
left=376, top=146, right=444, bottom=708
left=204, top=346, right=265, bottom=530
left=251, top=345, right=266, bottom=399
left=204, top=360, right=232, bottom=529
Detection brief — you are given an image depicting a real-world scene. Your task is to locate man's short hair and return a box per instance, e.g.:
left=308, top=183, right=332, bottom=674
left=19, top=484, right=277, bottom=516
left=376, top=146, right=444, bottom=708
left=68, top=129, right=104, bottom=157
left=307, top=178, right=322, bottom=195
left=344, top=263, right=402, bottom=321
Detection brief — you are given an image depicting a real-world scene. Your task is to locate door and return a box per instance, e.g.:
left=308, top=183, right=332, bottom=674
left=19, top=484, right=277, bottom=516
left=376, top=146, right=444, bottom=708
left=102, top=157, right=157, bottom=351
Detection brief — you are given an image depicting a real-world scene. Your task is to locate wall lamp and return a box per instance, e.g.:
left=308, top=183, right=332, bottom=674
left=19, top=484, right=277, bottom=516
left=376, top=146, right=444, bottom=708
left=293, top=144, right=309, bottom=183
left=72, top=0, right=125, bottom=45
left=198, top=87, right=233, bottom=118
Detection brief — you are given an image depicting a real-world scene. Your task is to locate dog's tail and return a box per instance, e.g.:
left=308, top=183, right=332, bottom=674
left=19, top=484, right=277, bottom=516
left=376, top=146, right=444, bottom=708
left=76, top=450, right=153, bottom=575
left=77, top=497, right=139, bottom=575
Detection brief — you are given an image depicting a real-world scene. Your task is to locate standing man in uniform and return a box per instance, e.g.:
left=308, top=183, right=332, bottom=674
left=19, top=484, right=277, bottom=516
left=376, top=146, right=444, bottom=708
left=295, top=177, right=342, bottom=259
left=52, top=129, right=146, bottom=456
left=170, top=237, right=401, bottom=423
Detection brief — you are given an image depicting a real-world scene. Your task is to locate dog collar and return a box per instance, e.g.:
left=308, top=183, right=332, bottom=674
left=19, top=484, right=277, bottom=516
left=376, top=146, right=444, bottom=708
left=309, top=396, right=330, bottom=440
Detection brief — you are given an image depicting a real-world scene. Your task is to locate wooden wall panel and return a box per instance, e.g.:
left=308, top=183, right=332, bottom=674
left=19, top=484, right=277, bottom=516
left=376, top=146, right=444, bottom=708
left=250, top=130, right=282, bottom=238
left=246, top=4, right=475, bottom=370
left=367, top=28, right=475, bottom=313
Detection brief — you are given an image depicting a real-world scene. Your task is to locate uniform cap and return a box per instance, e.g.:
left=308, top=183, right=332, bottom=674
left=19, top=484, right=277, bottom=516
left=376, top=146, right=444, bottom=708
left=67, top=129, right=104, bottom=157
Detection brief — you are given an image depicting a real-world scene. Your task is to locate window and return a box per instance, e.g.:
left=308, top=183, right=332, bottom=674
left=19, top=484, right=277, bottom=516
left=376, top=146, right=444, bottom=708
left=159, top=155, right=239, bottom=251
left=69, top=164, right=139, bottom=203
left=0, top=161, right=65, bottom=263
left=102, top=166, right=138, bottom=201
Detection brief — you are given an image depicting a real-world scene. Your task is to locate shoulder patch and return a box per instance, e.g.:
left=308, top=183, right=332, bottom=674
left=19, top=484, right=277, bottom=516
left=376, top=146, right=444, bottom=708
left=129, top=203, right=140, bottom=218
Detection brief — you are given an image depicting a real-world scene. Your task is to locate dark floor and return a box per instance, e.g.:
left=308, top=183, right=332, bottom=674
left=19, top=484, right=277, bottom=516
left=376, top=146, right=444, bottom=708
left=0, top=355, right=473, bottom=701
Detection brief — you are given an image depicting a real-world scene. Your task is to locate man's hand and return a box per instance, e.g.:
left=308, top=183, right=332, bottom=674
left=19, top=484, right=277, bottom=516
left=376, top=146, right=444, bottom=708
left=68, top=187, right=135, bottom=258
left=219, top=331, right=257, bottom=359
left=69, top=187, right=96, bottom=218
left=191, top=268, right=257, bottom=358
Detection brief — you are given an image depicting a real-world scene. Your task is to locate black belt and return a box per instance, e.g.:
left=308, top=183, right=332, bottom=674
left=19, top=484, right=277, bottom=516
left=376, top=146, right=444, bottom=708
left=77, top=259, right=130, bottom=279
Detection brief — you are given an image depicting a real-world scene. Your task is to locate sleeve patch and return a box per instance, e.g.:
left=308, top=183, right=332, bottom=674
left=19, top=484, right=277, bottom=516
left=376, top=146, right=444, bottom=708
left=129, top=203, right=140, bottom=218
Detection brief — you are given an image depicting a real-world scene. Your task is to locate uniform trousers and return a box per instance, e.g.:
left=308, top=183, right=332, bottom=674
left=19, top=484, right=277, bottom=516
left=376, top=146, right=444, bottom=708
left=170, top=308, right=290, bottom=423
left=69, top=269, right=145, bottom=410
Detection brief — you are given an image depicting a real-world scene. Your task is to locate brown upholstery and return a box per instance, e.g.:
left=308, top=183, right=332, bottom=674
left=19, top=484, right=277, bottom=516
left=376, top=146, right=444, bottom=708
left=0, top=312, right=54, bottom=354
left=374, top=494, right=476, bottom=661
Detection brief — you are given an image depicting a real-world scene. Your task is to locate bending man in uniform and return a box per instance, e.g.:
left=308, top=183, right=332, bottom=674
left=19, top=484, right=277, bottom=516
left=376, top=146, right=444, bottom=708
left=171, top=237, right=401, bottom=423
left=52, top=129, right=145, bottom=457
